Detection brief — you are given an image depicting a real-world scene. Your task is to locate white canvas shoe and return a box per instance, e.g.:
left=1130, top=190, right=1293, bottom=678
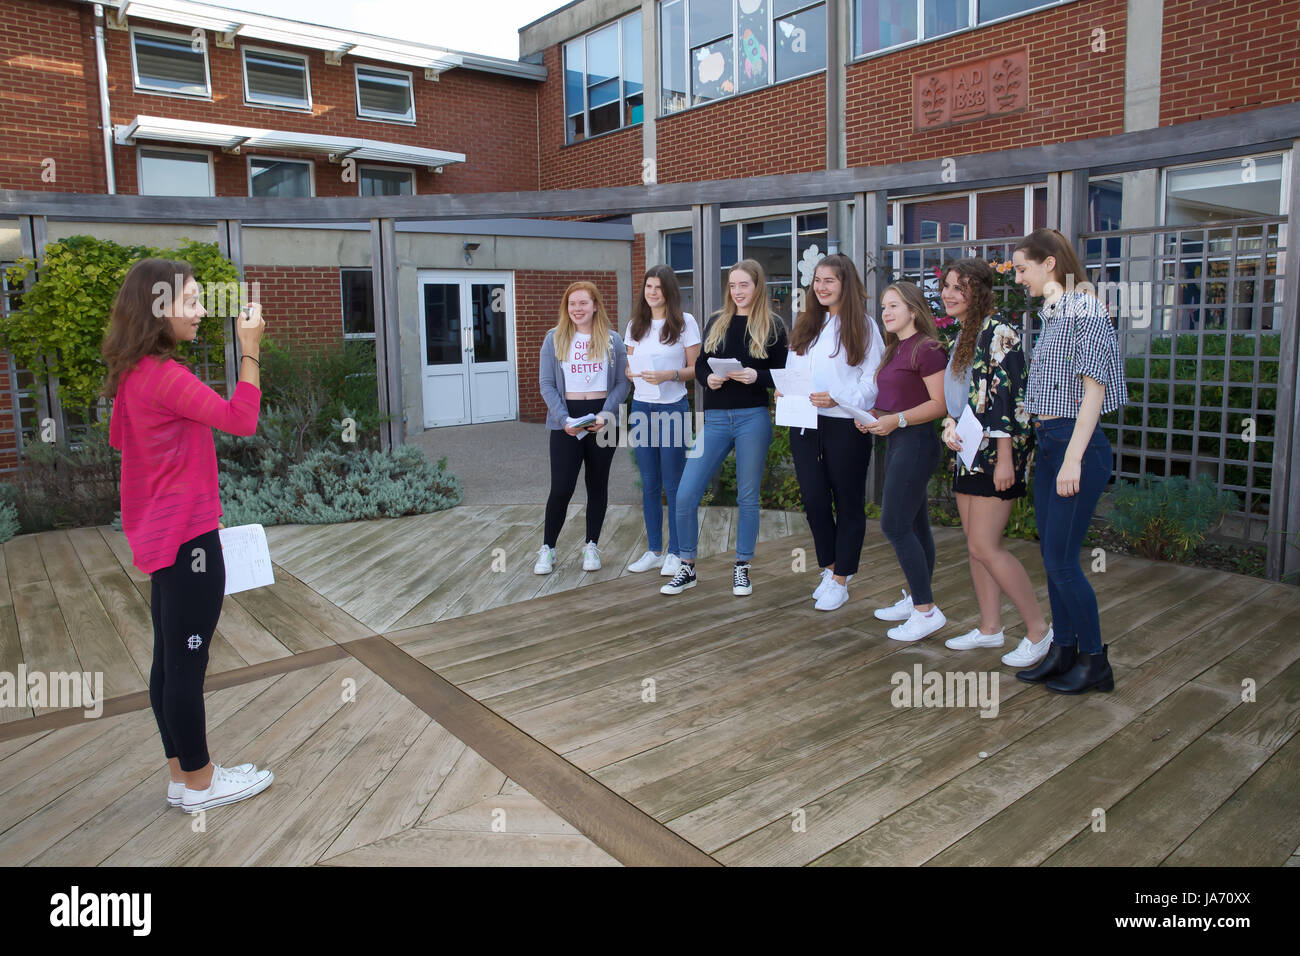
left=582, top=541, right=602, bottom=571
left=181, top=764, right=274, bottom=814
left=660, top=554, right=683, bottom=577
left=888, top=606, right=947, bottom=642
left=628, top=550, right=663, bottom=573
left=813, top=567, right=833, bottom=600
left=1002, top=627, right=1054, bottom=667
left=814, top=580, right=849, bottom=611
left=874, top=589, right=914, bottom=621
left=945, top=627, right=1005, bottom=650
left=168, top=763, right=255, bottom=807
left=533, top=545, right=555, bottom=575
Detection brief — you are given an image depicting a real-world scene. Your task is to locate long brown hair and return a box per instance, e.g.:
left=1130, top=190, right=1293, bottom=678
left=877, top=281, right=939, bottom=376
left=943, top=258, right=996, bottom=376
left=627, top=264, right=686, bottom=346
left=101, top=257, right=194, bottom=398
left=553, top=280, right=612, bottom=364
left=702, top=258, right=781, bottom=359
left=1014, top=227, right=1087, bottom=290
left=789, top=253, right=872, bottom=367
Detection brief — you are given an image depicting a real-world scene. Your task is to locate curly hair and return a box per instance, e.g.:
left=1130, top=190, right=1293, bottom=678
left=943, top=258, right=996, bottom=377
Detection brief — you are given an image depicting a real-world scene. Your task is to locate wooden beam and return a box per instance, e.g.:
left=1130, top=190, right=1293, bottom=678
left=370, top=218, right=403, bottom=451
left=216, top=219, right=244, bottom=396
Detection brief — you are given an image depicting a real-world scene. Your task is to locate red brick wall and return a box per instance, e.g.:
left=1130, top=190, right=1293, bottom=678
left=1160, top=0, right=1300, bottom=125
left=656, top=72, right=826, bottom=183
left=243, top=266, right=343, bottom=353
left=0, top=0, right=105, bottom=192
left=537, top=45, right=642, bottom=190
left=846, top=0, right=1126, bottom=168
left=0, top=350, right=18, bottom=472
left=515, top=269, right=620, bottom=423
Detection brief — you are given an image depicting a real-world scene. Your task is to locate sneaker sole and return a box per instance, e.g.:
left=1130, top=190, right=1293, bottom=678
left=182, top=774, right=273, bottom=813
left=732, top=587, right=752, bottom=596
left=946, top=638, right=1006, bottom=650
left=661, top=580, right=696, bottom=595
left=874, top=610, right=912, bottom=621
left=888, top=621, right=946, bottom=642
left=533, top=567, right=552, bottom=575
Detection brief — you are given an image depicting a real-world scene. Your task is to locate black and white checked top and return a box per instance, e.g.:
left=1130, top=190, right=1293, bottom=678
left=1026, top=291, right=1126, bottom=417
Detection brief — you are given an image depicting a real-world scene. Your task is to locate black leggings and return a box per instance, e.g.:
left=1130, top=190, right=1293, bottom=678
left=149, top=528, right=225, bottom=772
left=880, top=424, right=941, bottom=605
left=544, top=398, right=617, bottom=547
left=789, top=416, right=873, bottom=577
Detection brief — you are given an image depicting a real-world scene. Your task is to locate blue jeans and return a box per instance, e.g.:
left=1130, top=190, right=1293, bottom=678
left=880, top=425, right=941, bottom=604
left=630, top=397, right=690, bottom=555
left=1033, top=417, right=1113, bottom=653
left=675, top=406, right=773, bottom=563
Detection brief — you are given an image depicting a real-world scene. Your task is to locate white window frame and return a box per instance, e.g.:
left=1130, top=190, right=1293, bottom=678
left=358, top=164, right=417, bottom=196
left=241, top=44, right=312, bottom=112
left=354, top=63, right=416, bottom=124
left=136, top=145, right=214, bottom=196
left=851, top=0, right=1077, bottom=62
left=564, top=11, right=643, bottom=144
left=1159, top=151, right=1288, bottom=225
left=246, top=155, right=315, bottom=198
left=130, top=25, right=212, bottom=98
left=341, top=268, right=376, bottom=340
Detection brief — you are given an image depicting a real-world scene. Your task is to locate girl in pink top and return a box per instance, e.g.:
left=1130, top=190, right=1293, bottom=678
left=103, top=258, right=273, bottom=814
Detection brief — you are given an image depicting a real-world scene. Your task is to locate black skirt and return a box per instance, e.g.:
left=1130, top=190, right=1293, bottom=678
left=953, top=466, right=1026, bottom=500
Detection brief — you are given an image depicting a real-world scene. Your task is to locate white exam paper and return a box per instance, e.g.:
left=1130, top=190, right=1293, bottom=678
left=219, top=524, right=275, bottom=596
left=707, top=357, right=743, bottom=377
left=776, top=395, right=818, bottom=429
left=628, top=351, right=672, bottom=399
left=836, top=402, right=878, bottom=426
left=956, top=406, right=984, bottom=470
left=769, top=366, right=813, bottom=398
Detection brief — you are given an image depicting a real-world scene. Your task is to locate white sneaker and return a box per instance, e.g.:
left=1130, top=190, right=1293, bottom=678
left=660, top=554, right=682, bottom=577
left=874, top=589, right=914, bottom=621
left=732, top=562, right=752, bottom=596
left=888, top=606, right=947, bottom=642
left=945, top=627, right=1005, bottom=650
left=168, top=763, right=255, bottom=807
left=628, top=550, right=663, bottom=573
left=1001, top=627, right=1054, bottom=666
left=813, top=567, right=833, bottom=599
left=582, top=541, right=601, bottom=571
left=815, top=580, right=849, bottom=611
left=180, top=763, right=274, bottom=814
left=533, top=545, right=555, bottom=575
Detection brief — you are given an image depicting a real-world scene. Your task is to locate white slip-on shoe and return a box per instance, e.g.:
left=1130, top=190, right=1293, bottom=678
left=181, top=764, right=274, bottom=814
left=888, top=605, right=948, bottom=642
left=874, top=589, right=914, bottom=622
left=660, top=554, right=682, bottom=577
left=533, top=546, right=555, bottom=575
left=628, top=550, right=663, bottom=573
left=582, top=541, right=602, bottom=571
left=945, top=627, right=1005, bottom=650
left=1002, top=627, right=1054, bottom=667
left=814, top=580, right=849, bottom=611
left=168, top=763, right=255, bottom=807
left=813, top=567, right=833, bottom=600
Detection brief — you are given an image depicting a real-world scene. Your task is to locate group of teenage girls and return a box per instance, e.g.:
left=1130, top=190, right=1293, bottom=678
left=537, top=227, right=1126, bottom=696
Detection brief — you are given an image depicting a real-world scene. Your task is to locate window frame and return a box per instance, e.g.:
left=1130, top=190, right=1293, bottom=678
left=241, top=44, right=312, bottom=112
left=893, top=182, right=1050, bottom=246
left=136, top=145, right=215, bottom=197
left=354, top=63, right=416, bottom=124
left=1159, top=151, right=1289, bottom=225
left=246, top=155, right=315, bottom=198
left=358, top=164, right=417, bottom=197
left=340, top=267, right=376, bottom=340
left=851, top=0, right=1076, bottom=63
left=564, top=11, right=644, bottom=145
left=129, top=25, right=212, bottom=98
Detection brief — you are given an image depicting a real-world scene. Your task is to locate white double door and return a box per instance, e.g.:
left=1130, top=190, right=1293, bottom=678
left=417, top=271, right=515, bottom=427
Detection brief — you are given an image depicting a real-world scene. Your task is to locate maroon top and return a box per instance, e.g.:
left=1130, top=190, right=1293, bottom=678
left=874, top=334, right=948, bottom=413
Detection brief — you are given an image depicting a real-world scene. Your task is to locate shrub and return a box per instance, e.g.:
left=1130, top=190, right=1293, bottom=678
left=0, top=500, right=19, bottom=543
left=1107, top=474, right=1239, bottom=561
left=2, top=423, right=120, bottom=532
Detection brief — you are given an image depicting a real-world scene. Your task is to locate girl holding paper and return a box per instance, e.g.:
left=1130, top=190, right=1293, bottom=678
left=536, top=280, right=630, bottom=575
left=858, top=282, right=949, bottom=641
left=103, top=258, right=273, bottom=813
left=662, top=259, right=787, bottom=598
left=936, top=259, right=1051, bottom=667
left=624, top=265, right=701, bottom=578
left=781, top=254, right=884, bottom=612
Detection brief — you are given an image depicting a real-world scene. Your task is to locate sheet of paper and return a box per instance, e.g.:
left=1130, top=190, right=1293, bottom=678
left=776, top=395, right=818, bottom=429
left=770, top=366, right=813, bottom=398
left=707, top=357, right=743, bottom=377
left=566, top=414, right=599, bottom=440
left=627, top=350, right=661, bottom=398
left=836, top=401, right=878, bottom=426
left=956, top=405, right=984, bottom=471
left=219, top=524, right=275, bottom=596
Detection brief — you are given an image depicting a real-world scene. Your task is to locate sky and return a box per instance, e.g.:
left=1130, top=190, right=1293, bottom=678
left=204, top=0, right=568, bottom=60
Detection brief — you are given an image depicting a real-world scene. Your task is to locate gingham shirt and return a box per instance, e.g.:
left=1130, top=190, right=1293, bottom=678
left=1026, top=291, right=1126, bottom=417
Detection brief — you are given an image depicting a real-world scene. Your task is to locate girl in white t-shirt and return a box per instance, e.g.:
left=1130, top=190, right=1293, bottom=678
left=624, top=265, right=701, bottom=577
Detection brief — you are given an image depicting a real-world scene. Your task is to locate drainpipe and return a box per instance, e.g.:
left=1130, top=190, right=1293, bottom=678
left=94, top=4, right=116, bottom=193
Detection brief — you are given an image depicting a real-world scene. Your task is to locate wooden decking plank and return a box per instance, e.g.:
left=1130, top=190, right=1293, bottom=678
left=85, top=570, right=156, bottom=681
left=263, top=567, right=374, bottom=644
left=318, top=825, right=620, bottom=867
left=98, top=527, right=149, bottom=585
left=210, top=590, right=295, bottom=666
left=64, top=527, right=122, bottom=576
left=414, top=745, right=509, bottom=827
left=417, top=792, right=584, bottom=834
left=0, top=712, right=123, bottom=798
left=9, top=581, right=80, bottom=714
left=227, top=584, right=334, bottom=655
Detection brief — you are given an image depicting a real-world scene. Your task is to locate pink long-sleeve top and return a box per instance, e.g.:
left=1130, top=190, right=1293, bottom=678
left=109, top=355, right=261, bottom=574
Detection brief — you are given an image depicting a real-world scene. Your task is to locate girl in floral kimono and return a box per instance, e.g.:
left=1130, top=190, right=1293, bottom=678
left=938, top=258, right=1053, bottom=668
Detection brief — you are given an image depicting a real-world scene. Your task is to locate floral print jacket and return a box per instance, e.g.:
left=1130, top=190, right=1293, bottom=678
left=956, top=312, right=1034, bottom=480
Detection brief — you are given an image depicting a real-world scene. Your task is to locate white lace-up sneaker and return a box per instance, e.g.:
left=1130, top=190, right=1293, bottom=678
left=628, top=550, right=663, bottom=573
left=815, top=579, right=849, bottom=612
left=945, top=627, right=1005, bottom=650
left=1001, top=627, right=1054, bottom=666
left=180, top=763, right=274, bottom=814
left=874, top=589, right=914, bottom=621
left=887, top=605, right=947, bottom=642
left=582, top=541, right=602, bottom=571
left=533, top=545, right=556, bottom=574
left=813, top=568, right=833, bottom=600
left=732, top=562, right=753, bottom=596
left=660, top=553, right=682, bottom=577
left=168, top=763, right=255, bottom=807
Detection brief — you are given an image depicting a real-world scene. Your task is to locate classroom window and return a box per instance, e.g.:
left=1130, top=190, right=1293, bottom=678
left=138, top=148, right=213, bottom=196
left=360, top=166, right=415, bottom=196
left=854, top=0, right=1070, bottom=57
left=249, top=158, right=312, bottom=197
left=564, top=13, right=642, bottom=142
left=342, top=269, right=375, bottom=338
left=243, top=47, right=311, bottom=109
left=131, top=28, right=210, bottom=96
left=356, top=65, right=414, bottom=122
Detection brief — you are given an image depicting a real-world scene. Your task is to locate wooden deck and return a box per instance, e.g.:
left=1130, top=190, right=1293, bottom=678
left=1, top=503, right=1298, bottom=866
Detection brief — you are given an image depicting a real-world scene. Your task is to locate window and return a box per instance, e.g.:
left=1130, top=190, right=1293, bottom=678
left=1163, top=155, right=1285, bottom=225
left=356, top=65, right=414, bottom=122
left=243, top=47, right=311, bottom=109
left=660, top=1, right=827, bottom=115
left=564, top=12, right=642, bottom=143
left=360, top=166, right=415, bottom=196
left=341, top=269, right=375, bottom=338
left=131, top=27, right=210, bottom=96
left=854, top=0, right=1067, bottom=57
left=138, top=147, right=213, bottom=196
left=249, top=158, right=312, bottom=197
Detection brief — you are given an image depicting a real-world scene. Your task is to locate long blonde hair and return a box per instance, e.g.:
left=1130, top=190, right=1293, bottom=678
left=552, top=280, right=612, bottom=363
left=702, top=258, right=780, bottom=358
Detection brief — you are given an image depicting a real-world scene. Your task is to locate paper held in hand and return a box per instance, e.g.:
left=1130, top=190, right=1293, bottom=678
left=219, top=524, right=274, bottom=595
left=955, top=406, right=984, bottom=470
left=835, top=401, right=878, bottom=426
left=565, top=413, right=600, bottom=439
left=769, top=366, right=818, bottom=429
left=706, top=357, right=743, bottom=377
left=628, top=351, right=672, bottom=398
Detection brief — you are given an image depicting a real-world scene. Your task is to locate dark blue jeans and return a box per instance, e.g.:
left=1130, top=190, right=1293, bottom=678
left=1033, top=417, right=1112, bottom=653
left=880, top=424, right=941, bottom=604
left=630, top=397, right=690, bottom=555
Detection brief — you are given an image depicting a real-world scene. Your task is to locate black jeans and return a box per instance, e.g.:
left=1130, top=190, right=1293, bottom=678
left=789, top=416, right=874, bottom=577
left=544, top=398, right=617, bottom=548
left=880, top=424, right=941, bottom=605
left=149, top=528, right=225, bottom=772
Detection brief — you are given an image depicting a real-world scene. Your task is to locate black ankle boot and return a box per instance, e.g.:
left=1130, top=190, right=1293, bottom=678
left=1016, top=642, right=1076, bottom=684
left=1046, top=644, right=1114, bottom=694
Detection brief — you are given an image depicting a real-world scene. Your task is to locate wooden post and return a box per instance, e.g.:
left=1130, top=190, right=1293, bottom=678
left=370, top=218, right=404, bottom=451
